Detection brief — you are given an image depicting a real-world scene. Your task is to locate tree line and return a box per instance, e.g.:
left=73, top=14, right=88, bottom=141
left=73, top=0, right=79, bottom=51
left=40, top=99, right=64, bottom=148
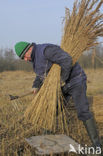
left=0, top=45, right=103, bottom=72
left=0, top=48, right=32, bottom=72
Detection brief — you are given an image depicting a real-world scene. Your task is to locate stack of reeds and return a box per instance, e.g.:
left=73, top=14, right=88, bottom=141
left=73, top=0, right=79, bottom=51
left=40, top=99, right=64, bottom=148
left=24, top=0, right=103, bottom=135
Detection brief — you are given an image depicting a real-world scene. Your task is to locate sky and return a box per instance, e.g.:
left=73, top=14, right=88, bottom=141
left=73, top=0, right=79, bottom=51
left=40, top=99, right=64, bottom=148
left=0, top=0, right=74, bottom=49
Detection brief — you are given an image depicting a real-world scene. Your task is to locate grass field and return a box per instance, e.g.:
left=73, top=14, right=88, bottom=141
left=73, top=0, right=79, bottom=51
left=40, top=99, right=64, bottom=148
left=0, top=69, right=103, bottom=155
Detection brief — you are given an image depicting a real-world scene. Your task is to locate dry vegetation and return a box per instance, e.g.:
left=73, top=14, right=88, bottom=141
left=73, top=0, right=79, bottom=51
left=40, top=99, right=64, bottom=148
left=85, top=68, right=103, bottom=95
left=0, top=70, right=103, bottom=155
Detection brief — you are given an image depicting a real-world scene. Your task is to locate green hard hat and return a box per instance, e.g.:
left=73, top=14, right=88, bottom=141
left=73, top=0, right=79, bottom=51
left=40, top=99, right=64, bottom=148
left=15, top=41, right=31, bottom=59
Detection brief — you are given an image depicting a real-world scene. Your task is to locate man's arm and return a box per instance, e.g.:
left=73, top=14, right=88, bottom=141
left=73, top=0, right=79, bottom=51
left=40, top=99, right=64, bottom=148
left=44, top=46, right=72, bottom=82
left=32, top=75, right=44, bottom=94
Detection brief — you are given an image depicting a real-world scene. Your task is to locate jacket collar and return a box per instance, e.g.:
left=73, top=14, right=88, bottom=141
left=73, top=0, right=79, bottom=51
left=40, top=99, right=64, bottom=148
left=31, top=42, right=36, bottom=62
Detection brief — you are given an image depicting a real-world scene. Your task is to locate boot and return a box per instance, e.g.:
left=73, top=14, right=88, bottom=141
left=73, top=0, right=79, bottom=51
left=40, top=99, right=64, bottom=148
left=83, top=117, right=102, bottom=155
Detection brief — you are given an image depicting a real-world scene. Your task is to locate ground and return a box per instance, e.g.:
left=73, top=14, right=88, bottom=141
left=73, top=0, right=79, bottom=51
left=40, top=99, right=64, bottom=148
left=0, top=69, right=103, bottom=156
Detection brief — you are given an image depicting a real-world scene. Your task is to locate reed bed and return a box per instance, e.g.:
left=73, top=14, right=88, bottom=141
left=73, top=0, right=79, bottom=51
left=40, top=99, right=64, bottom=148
left=0, top=70, right=103, bottom=155
left=24, top=0, right=103, bottom=135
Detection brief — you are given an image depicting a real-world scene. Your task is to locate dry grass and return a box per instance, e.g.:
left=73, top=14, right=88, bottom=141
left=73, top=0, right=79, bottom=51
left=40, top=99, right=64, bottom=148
left=0, top=70, right=103, bottom=155
left=85, top=68, right=103, bottom=95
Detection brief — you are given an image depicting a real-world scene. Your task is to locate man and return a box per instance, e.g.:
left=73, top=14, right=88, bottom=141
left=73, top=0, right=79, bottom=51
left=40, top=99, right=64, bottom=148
left=15, top=41, right=102, bottom=154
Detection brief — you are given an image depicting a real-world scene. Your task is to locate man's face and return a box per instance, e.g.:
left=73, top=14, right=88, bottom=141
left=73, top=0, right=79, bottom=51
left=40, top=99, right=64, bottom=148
left=24, top=46, right=33, bottom=61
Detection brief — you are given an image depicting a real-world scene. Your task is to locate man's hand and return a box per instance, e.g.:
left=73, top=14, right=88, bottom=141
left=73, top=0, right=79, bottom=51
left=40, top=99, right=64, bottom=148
left=61, top=83, right=70, bottom=94
left=33, top=88, right=39, bottom=95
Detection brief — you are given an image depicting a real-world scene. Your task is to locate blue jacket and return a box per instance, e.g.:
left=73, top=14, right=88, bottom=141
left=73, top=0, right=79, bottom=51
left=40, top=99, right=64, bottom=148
left=31, top=43, right=87, bottom=88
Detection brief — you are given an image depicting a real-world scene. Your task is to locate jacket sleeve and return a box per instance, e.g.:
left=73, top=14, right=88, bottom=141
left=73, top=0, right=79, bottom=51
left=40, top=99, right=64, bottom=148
left=32, top=75, right=44, bottom=88
left=44, top=46, right=72, bottom=82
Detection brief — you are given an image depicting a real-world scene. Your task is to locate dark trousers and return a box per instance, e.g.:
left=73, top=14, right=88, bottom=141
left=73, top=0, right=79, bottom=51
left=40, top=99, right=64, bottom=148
left=63, top=81, right=93, bottom=121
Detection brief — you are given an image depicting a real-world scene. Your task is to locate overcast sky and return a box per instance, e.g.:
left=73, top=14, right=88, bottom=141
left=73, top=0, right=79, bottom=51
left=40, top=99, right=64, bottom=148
left=0, top=0, right=103, bottom=50
left=0, top=0, right=74, bottom=49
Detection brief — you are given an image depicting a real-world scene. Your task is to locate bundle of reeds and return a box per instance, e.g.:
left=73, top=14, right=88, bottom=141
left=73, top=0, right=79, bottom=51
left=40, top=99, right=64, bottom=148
left=61, top=0, right=103, bottom=63
left=24, top=64, right=70, bottom=134
left=24, top=0, right=103, bottom=135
